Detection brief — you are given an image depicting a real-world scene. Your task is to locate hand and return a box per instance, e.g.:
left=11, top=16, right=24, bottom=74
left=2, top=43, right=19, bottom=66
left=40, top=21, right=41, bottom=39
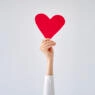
left=40, top=38, right=56, bottom=61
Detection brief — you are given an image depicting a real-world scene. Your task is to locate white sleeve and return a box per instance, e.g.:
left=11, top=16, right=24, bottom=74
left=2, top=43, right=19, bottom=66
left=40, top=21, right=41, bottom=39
left=43, top=75, right=55, bottom=95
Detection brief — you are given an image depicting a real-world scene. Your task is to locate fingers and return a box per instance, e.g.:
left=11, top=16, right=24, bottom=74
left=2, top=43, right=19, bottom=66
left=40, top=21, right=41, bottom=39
left=42, top=41, right=56, bottom=48
left=42, top=38, right=50, bottom=43
left=42, top=40, right=55, bottom=46
left=40, top=39, right=56, bottom=49
left=42, top=38, right=55, bottom=45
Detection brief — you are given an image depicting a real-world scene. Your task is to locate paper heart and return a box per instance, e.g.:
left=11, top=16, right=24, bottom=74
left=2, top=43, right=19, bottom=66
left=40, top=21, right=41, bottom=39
left=35, top=13, right=65, bottom=38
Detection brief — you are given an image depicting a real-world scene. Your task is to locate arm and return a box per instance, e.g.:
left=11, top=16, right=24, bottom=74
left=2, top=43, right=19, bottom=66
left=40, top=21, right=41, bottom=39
left=40, top=38, right=56, bottom=95
left=46, top=58, right=53, bottom=75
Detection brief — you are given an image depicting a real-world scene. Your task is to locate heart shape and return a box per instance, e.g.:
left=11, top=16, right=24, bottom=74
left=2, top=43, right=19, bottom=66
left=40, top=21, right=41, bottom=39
left=35, top=13, right=65, bottom=38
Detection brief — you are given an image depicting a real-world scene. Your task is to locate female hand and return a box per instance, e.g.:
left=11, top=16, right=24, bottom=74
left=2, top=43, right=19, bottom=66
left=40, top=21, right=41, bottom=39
left=40, top=38, right=56, bottom=61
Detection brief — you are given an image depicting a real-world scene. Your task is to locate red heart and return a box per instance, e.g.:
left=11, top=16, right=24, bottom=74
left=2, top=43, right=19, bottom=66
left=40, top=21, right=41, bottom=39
left=35, top=13, right=65, bottom=38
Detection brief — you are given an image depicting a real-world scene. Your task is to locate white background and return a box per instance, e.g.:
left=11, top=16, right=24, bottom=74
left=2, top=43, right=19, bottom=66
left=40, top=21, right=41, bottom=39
left=0, top=0, right=95, bottom=95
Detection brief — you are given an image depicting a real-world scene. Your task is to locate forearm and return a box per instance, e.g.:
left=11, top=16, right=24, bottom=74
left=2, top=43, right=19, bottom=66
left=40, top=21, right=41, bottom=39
left=46, top=58, right=54, bottom=75
left=44, top=58, right=55, bottom=95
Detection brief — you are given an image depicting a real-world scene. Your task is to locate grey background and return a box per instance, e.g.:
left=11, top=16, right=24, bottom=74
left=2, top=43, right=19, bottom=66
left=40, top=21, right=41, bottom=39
left=0, top=0, right=95, bottom=95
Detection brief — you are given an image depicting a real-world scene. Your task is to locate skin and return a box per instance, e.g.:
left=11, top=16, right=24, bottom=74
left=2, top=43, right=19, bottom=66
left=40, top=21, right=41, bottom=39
left=40, top=38, right=56, bottom=75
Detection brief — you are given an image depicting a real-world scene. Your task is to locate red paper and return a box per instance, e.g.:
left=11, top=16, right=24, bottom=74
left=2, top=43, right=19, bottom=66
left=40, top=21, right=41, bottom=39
left=35, top=13, right=65, bottom=38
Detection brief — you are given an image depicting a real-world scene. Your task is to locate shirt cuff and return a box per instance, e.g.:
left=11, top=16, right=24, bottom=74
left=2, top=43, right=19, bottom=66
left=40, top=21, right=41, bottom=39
left=45, top=75, right=54, bottom=79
